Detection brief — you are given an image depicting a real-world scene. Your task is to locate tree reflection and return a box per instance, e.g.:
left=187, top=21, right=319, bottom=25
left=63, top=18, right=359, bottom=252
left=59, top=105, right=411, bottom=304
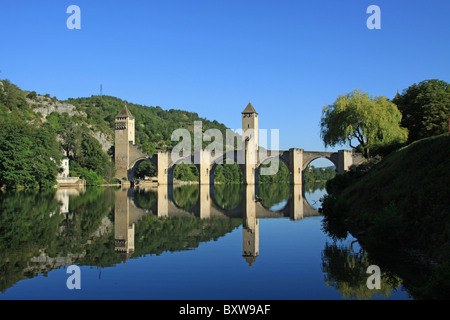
left=0, top=189, right=61, bottom=292
left=321, top=241, right=402, bottom=300
left=257, top=183, right=290, bottom=210
left=213, top=184, right=243, bottom=210
left=0, top=187, right=116, bottom=292
left=133, top=188, right=157, bottom=209
left=173, top=185, right=199, bottom=209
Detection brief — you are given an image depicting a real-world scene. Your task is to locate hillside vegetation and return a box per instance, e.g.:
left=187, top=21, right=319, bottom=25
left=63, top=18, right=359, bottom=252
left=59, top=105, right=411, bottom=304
left=0, top=79, right=232, bottom=188
left=66, top=95, right=230, bottom=154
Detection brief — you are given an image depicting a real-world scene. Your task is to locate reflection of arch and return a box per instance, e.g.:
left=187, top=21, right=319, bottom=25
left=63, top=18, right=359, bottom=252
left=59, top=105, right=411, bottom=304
left=256, top=200, right=288, bottom=214
left=132, top=188, right=158, bottom=210
left=172, top=185, right=200, bottom=211
left=304, top=187, right=327, bottom=210
left=211, top=184, right=244, bottom=212
left=256, top=187, right=290, bottom=213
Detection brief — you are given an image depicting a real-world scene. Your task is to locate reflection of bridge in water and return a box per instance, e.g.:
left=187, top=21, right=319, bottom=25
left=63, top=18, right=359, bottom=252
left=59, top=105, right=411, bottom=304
left=114, top=184, right=321, bottom=266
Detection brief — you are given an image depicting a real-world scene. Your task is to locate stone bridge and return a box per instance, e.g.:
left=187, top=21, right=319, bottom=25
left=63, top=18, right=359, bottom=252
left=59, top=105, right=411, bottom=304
left=114, top=103, right=365, bottom=185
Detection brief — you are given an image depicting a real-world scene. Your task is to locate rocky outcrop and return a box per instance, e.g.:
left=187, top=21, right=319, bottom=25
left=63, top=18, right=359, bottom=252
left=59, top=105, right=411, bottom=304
left=29, top=95, right=87, bottom=119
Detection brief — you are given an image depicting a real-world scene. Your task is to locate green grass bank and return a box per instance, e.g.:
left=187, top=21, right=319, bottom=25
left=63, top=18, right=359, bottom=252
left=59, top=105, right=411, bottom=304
left=322, top=133, right=450, bottom=299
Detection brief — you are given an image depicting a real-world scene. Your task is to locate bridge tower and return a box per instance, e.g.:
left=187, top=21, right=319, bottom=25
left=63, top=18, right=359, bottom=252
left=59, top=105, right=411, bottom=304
left=242, top=102, right=258, bottom=185
left=242, top=102, right=259, bottom=149
left=115, top=106, right=135, bottom=180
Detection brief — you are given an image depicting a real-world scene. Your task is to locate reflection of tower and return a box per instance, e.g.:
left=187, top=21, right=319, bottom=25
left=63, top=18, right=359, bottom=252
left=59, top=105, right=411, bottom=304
left=115, top=105, right=135, bottom=180
left=157, top=184, right=169, bottom=218
left=114, top=188, right=135, bottom=262
left=242, top=103, right=258, bottom=185
left=242, top=185, right=259, bottom=266
left=199, top=184, right=211, bottom=219
left=289, top=184, right=304, bottom=220
left=55, top=187, right=85, bottom=217
left=55, top=189, right=70, bottom=214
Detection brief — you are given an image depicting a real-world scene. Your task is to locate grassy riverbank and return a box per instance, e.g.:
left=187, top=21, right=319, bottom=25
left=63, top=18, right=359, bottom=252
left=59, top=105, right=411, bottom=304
left=322, top=133, right=450, bottom=299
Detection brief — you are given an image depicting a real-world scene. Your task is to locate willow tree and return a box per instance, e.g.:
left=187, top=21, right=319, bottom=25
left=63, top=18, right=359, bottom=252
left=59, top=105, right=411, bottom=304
left=320, top=90, right=408, bottom=158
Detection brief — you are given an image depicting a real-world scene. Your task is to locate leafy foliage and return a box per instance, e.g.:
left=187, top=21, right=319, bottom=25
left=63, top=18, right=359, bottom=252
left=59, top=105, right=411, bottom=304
left=66, top=95, right=230, bottom=154
left=320, top=89, right=408, bottom=158
left=0, top=114, right=62, bottom=189
left=214, top=162, right=243, bottom=183
left=393, top=79, right=450, bottom=142
left=321, top=242, right=402, bottom=300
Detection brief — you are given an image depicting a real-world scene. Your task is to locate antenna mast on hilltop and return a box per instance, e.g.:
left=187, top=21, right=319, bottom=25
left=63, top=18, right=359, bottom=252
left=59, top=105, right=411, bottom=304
left=100, top=84, right=103, bottom=96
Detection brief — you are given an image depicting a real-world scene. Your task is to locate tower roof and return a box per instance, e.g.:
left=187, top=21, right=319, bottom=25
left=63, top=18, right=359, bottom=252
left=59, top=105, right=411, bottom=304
left=243, top=255, right=257, bottom=267
left=242, top=102, right=257, bottom=114
left=116, top=105, right=134, bottom=119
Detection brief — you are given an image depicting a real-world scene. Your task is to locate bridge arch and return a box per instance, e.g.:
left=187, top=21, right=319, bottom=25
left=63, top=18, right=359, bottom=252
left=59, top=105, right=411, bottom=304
left=128, top=156, right=158, bottom=181
left=301, top=152, right=340, bottom=171
left=256, top=153, right=290, bottom=184
left=168, top=154, right=199, bottom=185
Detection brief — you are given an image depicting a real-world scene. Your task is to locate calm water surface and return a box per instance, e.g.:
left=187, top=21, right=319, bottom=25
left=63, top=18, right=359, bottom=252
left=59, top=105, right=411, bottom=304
left=0, top=183, right=412, bottom=300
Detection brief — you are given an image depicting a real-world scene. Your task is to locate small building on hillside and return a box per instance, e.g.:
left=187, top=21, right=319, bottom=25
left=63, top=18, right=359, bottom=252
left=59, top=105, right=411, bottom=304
left=57, top=158, right=70, bottom=178
left=56, top=158, right=86, bottom=188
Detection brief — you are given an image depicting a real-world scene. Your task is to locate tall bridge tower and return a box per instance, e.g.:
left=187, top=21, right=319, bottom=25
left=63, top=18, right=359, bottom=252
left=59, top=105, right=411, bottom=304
left=115, top=106, right=135, bottom=180
left=242, top=102, right=258, bottom=185
left=242, top=102, right=258, bottom=149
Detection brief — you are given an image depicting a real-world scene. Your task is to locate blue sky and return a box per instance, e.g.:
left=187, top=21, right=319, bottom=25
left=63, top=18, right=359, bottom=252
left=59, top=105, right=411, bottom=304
left=1, top=0, right=449, bottom=161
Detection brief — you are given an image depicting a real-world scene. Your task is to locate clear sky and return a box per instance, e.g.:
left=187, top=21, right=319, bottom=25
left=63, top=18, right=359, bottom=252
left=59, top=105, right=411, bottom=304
left=1, top=0, right=449, bottom=161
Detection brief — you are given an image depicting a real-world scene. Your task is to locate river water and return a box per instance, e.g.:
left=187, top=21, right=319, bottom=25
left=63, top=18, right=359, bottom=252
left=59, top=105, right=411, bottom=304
left=0, top=183, right=412, bottom=300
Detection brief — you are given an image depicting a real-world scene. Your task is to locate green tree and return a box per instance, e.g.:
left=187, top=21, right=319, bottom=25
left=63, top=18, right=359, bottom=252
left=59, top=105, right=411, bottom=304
left=320, top=90, right=408, bottom=158
left=0, top=80, right=27, bottom=111
left=69, top=134, right=116, bottom=184
left=59, top=118, right=83, bottom=159
left=393, top=79, right=450, bottom=142
left=258, top=159, right=289, bottom=184
left=173, top=163, right=199, bottom=182
left=79, top=135, right=109, bottom=175
left=0, top=115, right=61, bottom=189
left=134, top=161, right=157, bottom=179
left=214, top=162, right=243, bottom=184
